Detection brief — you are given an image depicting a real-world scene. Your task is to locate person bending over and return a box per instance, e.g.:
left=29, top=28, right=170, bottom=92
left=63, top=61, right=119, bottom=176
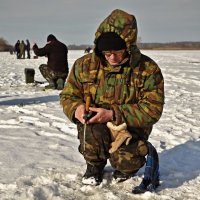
left=33, top=34, right=68, bottom=90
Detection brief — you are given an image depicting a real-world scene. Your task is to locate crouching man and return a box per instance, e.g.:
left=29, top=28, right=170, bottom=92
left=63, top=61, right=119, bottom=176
left=33, top=34, right=69, bottom=90
left=60, top=9, right=164, bottom=192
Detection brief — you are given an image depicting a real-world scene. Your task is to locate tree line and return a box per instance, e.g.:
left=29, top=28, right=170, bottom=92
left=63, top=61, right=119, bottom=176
left=0, top=37, right=200, bottom=52
left=0, top=37, right=14, bottom=52
left=137, top=41, right=200, bottom=50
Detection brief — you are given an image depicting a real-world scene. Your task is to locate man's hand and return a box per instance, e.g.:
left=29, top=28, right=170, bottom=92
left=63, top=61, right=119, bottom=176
left=75, top=104, right=85, bottom=124
left=32, top=42, right=38, bottom=49
left=75, top=106, right=113, bottom=124
left=87, top=107, right=113, bottom=124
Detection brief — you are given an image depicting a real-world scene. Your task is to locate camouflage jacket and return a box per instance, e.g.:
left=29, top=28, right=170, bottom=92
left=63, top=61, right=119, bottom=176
left=60, top=9, right=164, bottom=139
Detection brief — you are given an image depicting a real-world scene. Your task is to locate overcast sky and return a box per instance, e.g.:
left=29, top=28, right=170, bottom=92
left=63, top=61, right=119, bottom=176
left=1, top=0, right=200, bottom=46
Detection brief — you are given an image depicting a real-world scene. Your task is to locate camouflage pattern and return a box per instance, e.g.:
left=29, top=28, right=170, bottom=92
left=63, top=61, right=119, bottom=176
left=109, top=140, right=147, bottom=174
left=60, top=9, right=164, bottom=171
left=94, top=9, right=137, bottom=52
left=77, top=123, right=147, bottom=174
left=77, top=123, right=110, bottom=162
left=39, top=64, right=68, bottom=83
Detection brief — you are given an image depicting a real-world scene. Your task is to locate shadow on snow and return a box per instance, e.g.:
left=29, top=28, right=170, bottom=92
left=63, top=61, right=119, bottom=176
left=158, top=140, right=200, bottom=190
left=105, top=140, right=200, bottom=191
left=0, top=95, right=59, bottom=106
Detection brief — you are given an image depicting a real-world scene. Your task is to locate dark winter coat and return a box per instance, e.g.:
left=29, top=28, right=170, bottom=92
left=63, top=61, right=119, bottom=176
left=26, top=40, right=30, bottom=51
left=33, top=39, right=68, bottom=73
left=14, top=40, right=20, bottom=52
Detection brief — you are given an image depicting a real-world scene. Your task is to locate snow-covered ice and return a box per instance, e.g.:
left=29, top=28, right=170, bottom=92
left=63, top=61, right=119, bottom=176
left=0, top=50, right=200, bottom=200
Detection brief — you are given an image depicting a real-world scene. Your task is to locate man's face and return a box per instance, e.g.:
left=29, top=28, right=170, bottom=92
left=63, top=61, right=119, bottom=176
left=102, top=49, right=126, bottom=65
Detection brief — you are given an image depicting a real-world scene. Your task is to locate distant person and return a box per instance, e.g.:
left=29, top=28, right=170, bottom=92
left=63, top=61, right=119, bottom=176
left=26, top=39, right=31, bottom=59
left=84, top=47, right=92, bottom=53
left=19, top=40, right=26, bottom=59
left=60, top=9, right=164, bottom=193
left=32, top=34, right=68, bottom=90
left=14, top=40, right=20, bottom=59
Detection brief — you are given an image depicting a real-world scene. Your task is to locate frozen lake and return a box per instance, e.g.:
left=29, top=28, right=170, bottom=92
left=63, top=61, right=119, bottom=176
left=0, top=50, right=200, bottom=200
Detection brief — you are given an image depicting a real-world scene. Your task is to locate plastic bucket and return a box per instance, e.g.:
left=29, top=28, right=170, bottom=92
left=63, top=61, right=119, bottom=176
left=24, top=68, right=35, bottom=83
